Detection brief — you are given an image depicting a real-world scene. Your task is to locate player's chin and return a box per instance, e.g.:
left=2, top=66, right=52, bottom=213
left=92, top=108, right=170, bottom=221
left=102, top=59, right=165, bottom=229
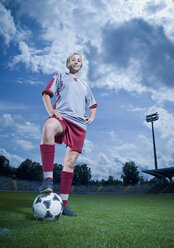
left=70, top=67, right=81, bottom=73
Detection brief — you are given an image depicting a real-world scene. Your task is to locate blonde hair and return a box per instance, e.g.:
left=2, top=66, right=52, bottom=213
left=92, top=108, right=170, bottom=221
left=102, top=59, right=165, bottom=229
left=66, top=53, right=83, bottom=69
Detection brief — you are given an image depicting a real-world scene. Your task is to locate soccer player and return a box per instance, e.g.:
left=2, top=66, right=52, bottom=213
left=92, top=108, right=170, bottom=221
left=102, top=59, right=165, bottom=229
left=39, top=53, right=97, bottom=216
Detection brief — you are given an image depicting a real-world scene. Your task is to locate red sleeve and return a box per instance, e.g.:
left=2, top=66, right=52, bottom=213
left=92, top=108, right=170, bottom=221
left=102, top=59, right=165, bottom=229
left=89, top=103, right=98, bottom=109
left=42, top=74, right=59, bottom=98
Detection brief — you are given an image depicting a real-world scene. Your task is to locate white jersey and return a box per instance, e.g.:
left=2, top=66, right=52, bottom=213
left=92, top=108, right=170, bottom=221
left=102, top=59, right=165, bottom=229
left=42, top=72, right=97, bottom=130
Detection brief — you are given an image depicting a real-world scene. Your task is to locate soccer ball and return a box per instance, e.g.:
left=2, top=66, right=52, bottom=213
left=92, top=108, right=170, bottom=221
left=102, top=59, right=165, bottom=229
left=32, top=192, right=63, bottom=221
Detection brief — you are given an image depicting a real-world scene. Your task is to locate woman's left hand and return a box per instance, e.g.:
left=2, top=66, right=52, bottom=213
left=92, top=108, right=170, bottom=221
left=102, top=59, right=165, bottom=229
left=85, top=107, right=97, bottom=126
left=85, top=116, right=94, bottom=126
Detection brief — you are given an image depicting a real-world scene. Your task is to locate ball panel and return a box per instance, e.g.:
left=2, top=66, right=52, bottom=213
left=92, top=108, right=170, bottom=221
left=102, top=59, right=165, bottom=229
left=35, top=196, right=42, bottom=204
left=43, top=200, right=51, bottom=209
left=33, top=203, right=47, bottom=219
left=50, top=201, right=62, bottom=215
left=53, top=194, right=61, bottom=201
left=44, top=210, right=54, bottom=220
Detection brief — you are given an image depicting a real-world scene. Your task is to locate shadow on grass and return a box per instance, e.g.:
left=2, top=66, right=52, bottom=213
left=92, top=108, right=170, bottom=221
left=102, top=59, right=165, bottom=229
left=0, top=192, right=38, bottom=227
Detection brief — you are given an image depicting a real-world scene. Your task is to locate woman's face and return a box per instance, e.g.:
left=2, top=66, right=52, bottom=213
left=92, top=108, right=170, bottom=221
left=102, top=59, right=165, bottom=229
left=69, top=54, right=82, bottom=73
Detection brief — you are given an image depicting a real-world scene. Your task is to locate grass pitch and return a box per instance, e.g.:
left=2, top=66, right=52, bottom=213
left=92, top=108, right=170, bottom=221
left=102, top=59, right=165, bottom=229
left=0, top=192, right=174, bottom=248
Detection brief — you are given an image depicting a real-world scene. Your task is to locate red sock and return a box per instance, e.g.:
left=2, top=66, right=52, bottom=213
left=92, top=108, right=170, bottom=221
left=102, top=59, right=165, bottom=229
left=40, top=144, right=55, bottom=182
left=60, top=171, right=74, bottom=206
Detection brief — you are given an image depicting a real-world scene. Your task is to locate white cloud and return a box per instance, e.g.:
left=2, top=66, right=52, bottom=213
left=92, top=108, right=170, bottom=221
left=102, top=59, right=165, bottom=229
left=78, top=140, right=124, bottom=180
left=0, top=3, right=16, bottom=45
left=9, top=40, right=77, bottom=74
left=9, top=41, right=38, bottom=72
left=78, top=153, right=119, bottom=180
left=83, top=139, right=94, bottom=154
left=142, top=0, right=174, bottom=41
left=0, top=148, right=23, bottom=167
left=96, top=59, right=146, bottom=94
left=15, top=139, right=35, bottom=151
left=129, top=106, right=147, bottom=112
left=0, top=113, right=41, bottom=139
left=0, top=2, right=30, bottom=45
left=138, top=134, right=152, bottom=147
left=17, top=79, right=44, bottom=86
left=108, top=130, right=117, bottom=138
left=151, top=87, right=174, bottom=104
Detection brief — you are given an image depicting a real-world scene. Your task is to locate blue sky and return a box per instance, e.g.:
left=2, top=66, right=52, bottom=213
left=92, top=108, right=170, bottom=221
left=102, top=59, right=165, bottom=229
left=0, top=0, right=174, bottom=180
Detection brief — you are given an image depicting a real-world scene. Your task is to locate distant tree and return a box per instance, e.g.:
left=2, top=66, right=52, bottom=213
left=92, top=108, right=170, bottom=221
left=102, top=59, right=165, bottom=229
left=114, top=179, right=123, bottom=185
left=30, top=162, right=43, bottom=181
left=89, top=179, right=100, bottom=185
left=0, top=155, right=11, bottom=176
left=53, top=163, right=63, bottom=183
left=73, top=164, right=91, bottom=185
left=139, top=176, right=149, bottom=185
left=121, top=161, right=140, bottom=185
left=101, top=176, right=123, bottom=186
left=16, top=159, right=33, bottom=180
left=108, top=176, right=115, bottom=185
left=16, top=159, right=43, bottom=181
left=101, top=179, right=108, bottom=186
left=0, top=155, right=16, bottom=177
left=148, top=177, right=157, bottom=185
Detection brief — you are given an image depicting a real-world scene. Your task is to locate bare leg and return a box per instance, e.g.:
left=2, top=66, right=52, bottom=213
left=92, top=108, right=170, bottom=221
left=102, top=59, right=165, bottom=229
left=41, top=118, right=63, bottom=144
left=63, top=146, right=79, bottom=172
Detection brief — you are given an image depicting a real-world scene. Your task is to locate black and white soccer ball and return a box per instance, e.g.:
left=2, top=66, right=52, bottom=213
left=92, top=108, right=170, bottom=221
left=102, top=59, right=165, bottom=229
left=32, top=192, right=63, bottom=221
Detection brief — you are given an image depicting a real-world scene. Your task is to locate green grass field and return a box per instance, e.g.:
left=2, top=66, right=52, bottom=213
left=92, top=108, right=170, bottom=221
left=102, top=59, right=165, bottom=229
left=0, top=192, right=174, bottom=248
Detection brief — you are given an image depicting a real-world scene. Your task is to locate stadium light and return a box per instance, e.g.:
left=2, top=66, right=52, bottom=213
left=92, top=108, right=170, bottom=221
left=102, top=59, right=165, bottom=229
left=146, top=112, right=159, bottom=170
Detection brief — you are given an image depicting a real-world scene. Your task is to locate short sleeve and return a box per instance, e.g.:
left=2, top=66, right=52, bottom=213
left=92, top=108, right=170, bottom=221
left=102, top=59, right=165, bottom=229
left=85, top=85, right=98, bottom=109
left=42, top=73, right=62, bottom=98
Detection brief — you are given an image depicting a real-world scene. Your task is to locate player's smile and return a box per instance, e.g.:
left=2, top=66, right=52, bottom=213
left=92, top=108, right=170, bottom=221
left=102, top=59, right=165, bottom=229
left=73, top=64, right=80, bottom=69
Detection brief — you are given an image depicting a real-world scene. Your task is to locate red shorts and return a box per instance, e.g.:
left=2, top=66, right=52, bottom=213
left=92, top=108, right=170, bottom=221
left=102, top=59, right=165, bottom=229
left=51, top=115, right=86, bottom=153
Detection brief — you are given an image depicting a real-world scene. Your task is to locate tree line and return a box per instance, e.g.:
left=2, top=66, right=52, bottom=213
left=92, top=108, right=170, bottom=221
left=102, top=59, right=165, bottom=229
left=0, top=155, right=155, bottom=185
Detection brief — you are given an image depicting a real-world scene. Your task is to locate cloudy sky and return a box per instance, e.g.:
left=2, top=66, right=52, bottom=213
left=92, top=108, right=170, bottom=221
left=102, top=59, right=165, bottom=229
left=0, top=0, right=174, bottom=181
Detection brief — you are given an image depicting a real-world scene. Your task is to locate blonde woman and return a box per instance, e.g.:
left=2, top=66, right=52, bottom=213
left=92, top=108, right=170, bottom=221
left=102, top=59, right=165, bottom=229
left=39, top=53, right=97, bottom=216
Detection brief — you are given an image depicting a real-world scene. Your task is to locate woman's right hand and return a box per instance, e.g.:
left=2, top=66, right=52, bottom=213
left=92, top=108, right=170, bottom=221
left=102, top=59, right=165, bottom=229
left=49, top=111, right=63, bottom=120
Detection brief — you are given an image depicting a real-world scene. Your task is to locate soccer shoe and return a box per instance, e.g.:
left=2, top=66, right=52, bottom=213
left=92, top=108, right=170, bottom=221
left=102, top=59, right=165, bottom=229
left=62, top=206, right=77, bottom=217
left=39, top=179, right=53, bottom=193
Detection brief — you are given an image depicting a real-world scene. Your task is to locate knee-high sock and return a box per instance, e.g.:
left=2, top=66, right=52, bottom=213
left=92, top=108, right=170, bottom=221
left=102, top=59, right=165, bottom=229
left=60, top=171, right=74, bottom=206
left=40, top=144, right=55, bottom=182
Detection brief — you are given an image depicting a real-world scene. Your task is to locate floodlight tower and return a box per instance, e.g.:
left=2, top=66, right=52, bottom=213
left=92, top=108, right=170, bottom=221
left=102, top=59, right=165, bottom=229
left=146, top=112, right=159, bottom=170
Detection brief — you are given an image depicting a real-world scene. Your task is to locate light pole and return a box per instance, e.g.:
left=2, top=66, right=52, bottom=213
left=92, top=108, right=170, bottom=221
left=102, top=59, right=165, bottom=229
left=146, top=112, right=159, bottom=170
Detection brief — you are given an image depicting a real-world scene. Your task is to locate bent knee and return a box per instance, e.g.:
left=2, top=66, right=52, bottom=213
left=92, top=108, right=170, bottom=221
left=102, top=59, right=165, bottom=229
left=43, top=119, right=63, bottom=134
left=43, top=121, right=54, bottom=132
left=41, top=119, right=63, bottom=144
